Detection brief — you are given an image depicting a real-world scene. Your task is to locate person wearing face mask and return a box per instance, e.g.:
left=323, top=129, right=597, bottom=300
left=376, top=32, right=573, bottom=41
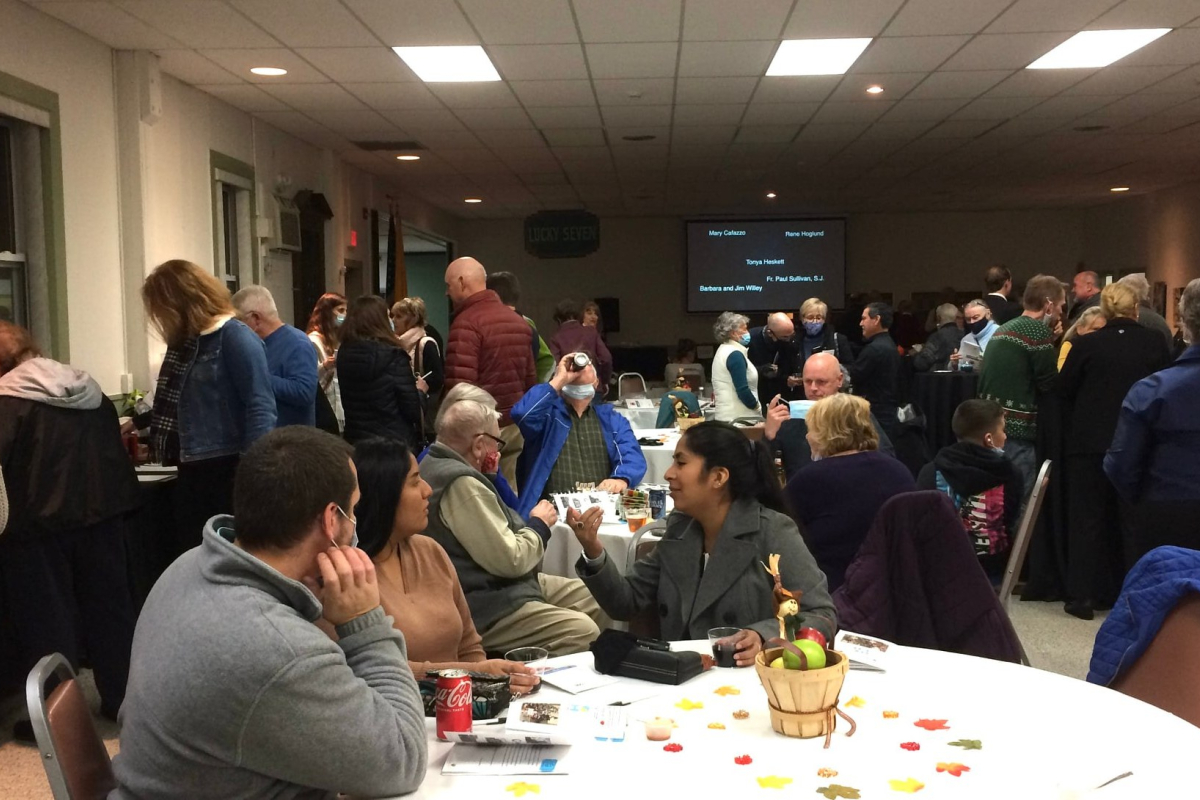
left=977, top=274, right=1067, bottom=508
left=794, top=297, right=851, bottom=368
left=951, top=300, right=998, bottom=370
left=917, top=400, right=1023, bottom=580
left=712, top=311, right=763, bottom=422
left=511, top=352, right=647, bottom=517
left=307, top=292, right=347, bottom=433
left=111, top=427, right=429, bottom=799
left=421, top=385, right=609, bottom=656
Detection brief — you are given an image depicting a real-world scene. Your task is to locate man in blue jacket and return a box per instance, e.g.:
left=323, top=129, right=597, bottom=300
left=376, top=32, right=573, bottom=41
left=512, top=352, right=646, bottom=518
left=233, top=285, right=318, bottom=427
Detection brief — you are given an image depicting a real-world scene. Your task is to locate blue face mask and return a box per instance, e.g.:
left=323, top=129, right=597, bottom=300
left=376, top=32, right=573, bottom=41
left=803, top=321, right=824, bottom=337
left=561, top=383, right=595, bottom=400
left=738, top=333, right=752, bottom=347
left=335, top=314, right=345, bottom=326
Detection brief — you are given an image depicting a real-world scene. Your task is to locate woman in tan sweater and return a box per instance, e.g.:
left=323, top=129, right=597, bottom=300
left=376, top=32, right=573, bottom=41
left=352, top=437, right=539, bottom=694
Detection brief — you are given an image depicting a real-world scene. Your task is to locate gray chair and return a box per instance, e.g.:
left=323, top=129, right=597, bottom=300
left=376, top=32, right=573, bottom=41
left=26, top=653, right=117, bottom=800
left=995, top=459, right=1053, bottom=667
left=626, top=518, right=667, bottom=638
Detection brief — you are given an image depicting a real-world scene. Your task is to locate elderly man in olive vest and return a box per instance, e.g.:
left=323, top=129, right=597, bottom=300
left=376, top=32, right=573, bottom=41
left=420, top=384, right=608, bottom=656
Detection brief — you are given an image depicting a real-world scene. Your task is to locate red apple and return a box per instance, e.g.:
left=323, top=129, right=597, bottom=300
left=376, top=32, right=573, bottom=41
left=796, top=627, right=828, bottom=650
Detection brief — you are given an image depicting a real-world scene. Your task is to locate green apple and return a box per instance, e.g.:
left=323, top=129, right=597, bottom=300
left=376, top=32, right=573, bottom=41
left=769, top=656, right=785, bottom=669
left=795, top=639, right=827, bottom=670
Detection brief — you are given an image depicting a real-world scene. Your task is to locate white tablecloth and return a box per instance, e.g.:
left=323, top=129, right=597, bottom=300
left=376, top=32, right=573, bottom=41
left=542, top=520, right=638, bottom=578
left=398, top=641, right=1199, bottom=799
left=614, top=405, right=661, bottom=430
left=632, top=427, right=680, bottom=486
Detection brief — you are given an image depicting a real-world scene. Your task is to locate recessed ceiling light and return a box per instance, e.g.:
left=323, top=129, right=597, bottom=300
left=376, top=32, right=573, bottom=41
left=392, top=46, right=501, bottom=82
left=464, top=197, right=483, bottom=203
left=766, top=192, right=777, bottom=199
left=396, top=155, right=421, bottom=161
left=1027, top=29, right=1171, bottom=70
left=250, top=67, right=287, bottom=76
left=766, top=38, right=872, bottom=77
left=866, top=85, right=884, bottom=95
left=1110, top=186, right=1130, bottom=192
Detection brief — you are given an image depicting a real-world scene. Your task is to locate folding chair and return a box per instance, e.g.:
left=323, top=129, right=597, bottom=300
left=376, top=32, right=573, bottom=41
left=626, top=518, right=667, bottom=638
left=26, top=653, right=117, bottom=800
left=997, top=459, right=1053, bottom=611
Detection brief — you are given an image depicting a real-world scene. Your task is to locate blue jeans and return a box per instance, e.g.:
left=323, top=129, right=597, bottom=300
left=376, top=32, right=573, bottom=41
left=1004, top=438, right=1038, bottom=512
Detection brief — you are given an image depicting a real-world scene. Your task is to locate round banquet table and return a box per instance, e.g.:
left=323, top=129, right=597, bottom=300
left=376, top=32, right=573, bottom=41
left=911, top=371, right=979, bottom=454
left=385, top=640, right=1200, bottom=800
left=632, top=427, right=680, bottom=486
left=543, top=519, right=638, bottom=579
left=614, top=404, right=662, bottom=430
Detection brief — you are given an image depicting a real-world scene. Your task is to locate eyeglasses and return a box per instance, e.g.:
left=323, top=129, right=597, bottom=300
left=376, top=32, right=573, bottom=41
left=475, top=432, right=505, bottom=447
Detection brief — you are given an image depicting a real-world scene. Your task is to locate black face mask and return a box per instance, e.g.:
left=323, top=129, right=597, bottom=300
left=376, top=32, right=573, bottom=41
left=966, top=319, right=989, bottom=336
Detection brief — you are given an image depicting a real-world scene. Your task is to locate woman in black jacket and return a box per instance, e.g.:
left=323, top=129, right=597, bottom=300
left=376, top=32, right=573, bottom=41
left=1057, top=283, right=1173, bottom=619
left=337, top=296, right=424, bottom=446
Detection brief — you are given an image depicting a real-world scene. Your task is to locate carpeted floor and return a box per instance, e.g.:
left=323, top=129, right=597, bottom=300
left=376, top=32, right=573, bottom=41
left=0, top=599, right=1107, bottom=799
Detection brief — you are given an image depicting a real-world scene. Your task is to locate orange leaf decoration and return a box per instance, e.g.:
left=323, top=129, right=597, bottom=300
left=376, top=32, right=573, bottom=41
left=888, top=777, right=925, bottom=793
left=936, top=762, right=970, bottom=777
left=913, top=718, right=949, bottom=731
left=714, top=685, right=741, bottom=696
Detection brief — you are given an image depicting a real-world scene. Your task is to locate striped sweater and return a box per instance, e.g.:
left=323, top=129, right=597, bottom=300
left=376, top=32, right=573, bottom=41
left=977, top=315, right=1057, bottom=441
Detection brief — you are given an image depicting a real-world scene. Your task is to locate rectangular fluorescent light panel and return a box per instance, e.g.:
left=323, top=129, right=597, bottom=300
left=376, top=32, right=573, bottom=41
left=1027, top=29, right=1170, bottom=69
left=392, top=46, right=501, bottom=82
left=766, top=38, right=872, bottom=76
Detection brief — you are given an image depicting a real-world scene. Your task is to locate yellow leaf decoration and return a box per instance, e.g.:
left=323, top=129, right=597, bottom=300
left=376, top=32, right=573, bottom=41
left=714, top=685, right=742, bottom=696
left=757, top=775, right=794, bottom=790
left=506, top=782, right=540, bottom=797
left=707, top=722, right=726, bottom=729
left=845, top=695, right=867, bottom=708
left=889, top=777, right=925, bottom=793
left=676, top=698, right=704, bottom=711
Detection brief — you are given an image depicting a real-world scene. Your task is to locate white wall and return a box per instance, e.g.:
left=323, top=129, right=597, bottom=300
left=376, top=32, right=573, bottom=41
left=0, top=0, right=125, bottom=390
left=455, top=209, right=1089, bottom=347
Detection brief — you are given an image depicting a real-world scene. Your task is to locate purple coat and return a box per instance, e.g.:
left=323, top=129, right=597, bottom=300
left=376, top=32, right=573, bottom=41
left=548, top=320, right=613, bottom=387
left=833, top=491, right=1024, bottom=663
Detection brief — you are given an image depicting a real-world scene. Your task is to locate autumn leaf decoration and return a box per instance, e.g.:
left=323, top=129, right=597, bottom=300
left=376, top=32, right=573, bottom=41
left=913, top=718, right=949, bottom=731
left=675, top=698, right=704, bottom=711
left=888, top=777, right=925, bottom=793
left=937, top=762, right=971, bottom=777
left=948, top=738, right=983, bottom=750
left=757, top=775, right=793, bottom=790
left=817, top=785, right=861, bottom=799
left=506, top=782, right=540, bottom=797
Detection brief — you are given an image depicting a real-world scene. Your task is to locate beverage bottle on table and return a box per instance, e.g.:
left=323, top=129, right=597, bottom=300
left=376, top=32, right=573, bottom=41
left=435, top=670, right=473, bottom=740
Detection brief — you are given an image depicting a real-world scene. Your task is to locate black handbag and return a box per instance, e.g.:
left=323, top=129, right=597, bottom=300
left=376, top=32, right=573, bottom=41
left=589, top=629, right=706, bottom=685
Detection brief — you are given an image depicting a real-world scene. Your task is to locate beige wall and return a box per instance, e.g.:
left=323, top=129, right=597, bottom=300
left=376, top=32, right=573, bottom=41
left=455, top=209, right=1088, bottom=347
left=0, top=0, right=125, bottom=389
left=1084, top=182, right=1200, bottom=330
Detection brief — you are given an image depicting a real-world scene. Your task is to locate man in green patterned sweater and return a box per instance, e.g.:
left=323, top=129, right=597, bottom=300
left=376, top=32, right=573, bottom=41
left=977, top=274, right=1066, bottom=505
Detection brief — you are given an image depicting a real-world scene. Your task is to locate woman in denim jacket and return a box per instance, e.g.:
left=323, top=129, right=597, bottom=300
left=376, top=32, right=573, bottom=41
left=143, top=261, right=276, bottom=557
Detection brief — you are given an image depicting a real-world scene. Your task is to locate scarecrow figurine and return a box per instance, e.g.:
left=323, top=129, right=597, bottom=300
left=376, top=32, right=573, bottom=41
left=762, top=553, right=800, bottom=640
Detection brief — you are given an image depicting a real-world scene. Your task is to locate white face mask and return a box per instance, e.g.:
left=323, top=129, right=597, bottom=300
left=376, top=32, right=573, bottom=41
left=562, top=383, right=595, bottom=400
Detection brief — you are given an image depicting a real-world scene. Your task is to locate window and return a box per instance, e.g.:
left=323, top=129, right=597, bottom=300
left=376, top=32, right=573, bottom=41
left=211, top=154, right=256, bottom=293
left=0, top=119, right=27, bottom=327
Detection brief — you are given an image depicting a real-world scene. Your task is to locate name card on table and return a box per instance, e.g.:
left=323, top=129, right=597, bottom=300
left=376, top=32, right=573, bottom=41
left=834, top=630, right=894, bottom=672
left=551, top=492, right=621, bottom=524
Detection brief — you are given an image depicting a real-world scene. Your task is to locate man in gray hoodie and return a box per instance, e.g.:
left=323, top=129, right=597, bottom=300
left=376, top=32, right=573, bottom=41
left=111, top=426, right=428, bottom=799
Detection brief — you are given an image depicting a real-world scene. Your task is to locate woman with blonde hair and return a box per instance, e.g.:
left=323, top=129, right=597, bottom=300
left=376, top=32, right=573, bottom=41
left=142, top=260, right=276, bottom=555
left=392, top=296, right=444, bottom=399
left=795, top=297, right=852, bottom=367
left=1057, top=305, right=1106, bottom=371
left=1058, top=281, right=1173, bottom=619
left=784, top=393, right=916, bottom=591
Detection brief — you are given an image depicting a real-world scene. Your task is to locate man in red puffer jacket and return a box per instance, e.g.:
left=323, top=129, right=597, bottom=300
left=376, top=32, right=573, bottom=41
left=444, top=257, right=537, bottom=492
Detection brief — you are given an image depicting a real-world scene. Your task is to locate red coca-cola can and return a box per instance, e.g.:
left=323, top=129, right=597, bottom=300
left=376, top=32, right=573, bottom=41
left=435, top=669, right=473, bottom=740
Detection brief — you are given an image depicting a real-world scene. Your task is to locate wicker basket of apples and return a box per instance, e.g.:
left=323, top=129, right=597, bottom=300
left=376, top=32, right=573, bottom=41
left=754, top=627, right=855, bottom=746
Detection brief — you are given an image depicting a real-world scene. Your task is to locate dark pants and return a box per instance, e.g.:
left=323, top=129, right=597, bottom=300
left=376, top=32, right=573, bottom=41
left=1065, top=454, right=1134, bottom=606
left=0, top=517, right=136, bottom=715
left=174, top=455, right=239, bottom=559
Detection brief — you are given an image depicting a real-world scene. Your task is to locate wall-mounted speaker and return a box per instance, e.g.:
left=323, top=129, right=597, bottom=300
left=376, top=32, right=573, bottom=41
left=135, top=51, right=162, bottom=125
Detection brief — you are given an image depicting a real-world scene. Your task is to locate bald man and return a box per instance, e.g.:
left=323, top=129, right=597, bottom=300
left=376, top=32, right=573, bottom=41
left=746, top=312, right=797, bottom=412
left=1068, top=270, right=1101, bottom=323
left=762, top=352, right=894, bottom=481
left=444, top=257, right=537, bottom=491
